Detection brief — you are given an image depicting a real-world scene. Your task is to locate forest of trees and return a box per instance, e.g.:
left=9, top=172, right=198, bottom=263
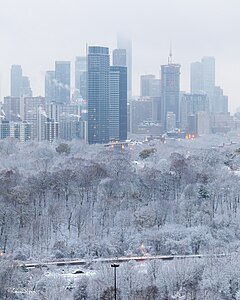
left=1, top=134, right=240, bottom=299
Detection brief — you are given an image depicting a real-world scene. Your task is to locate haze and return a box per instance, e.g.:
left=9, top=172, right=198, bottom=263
left=0, top=0, right=239, bottom=112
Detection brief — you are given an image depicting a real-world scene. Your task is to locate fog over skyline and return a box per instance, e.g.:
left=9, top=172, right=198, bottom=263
left=0, top=0, right=239, bottom=112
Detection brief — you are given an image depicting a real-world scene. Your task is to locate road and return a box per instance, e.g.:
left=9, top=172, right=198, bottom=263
left=20, top=253, right=232, bottom=269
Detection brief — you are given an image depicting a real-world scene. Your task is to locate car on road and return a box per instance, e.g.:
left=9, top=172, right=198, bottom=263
left=72, top=269, right=84, bottom=274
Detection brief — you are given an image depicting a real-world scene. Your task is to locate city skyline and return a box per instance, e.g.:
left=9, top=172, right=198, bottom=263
left=0, top=0, right=239, bottom=112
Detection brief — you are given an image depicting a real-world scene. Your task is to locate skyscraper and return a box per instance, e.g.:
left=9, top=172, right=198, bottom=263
left=11, top=65, right=23, bottom=97
left=140, top=75, right=156, bottom=97
left=112, top=49, right=127, bottom=67
left=213, top=86, right=228, bottom=114
left=55, top=61, right=71, bottom=104
left=75, top=56, right=87, bottom=99
left=24, top=96, right=45, bottom=139
left=88, top=46, right=110, bottom=144
left=21, top=76, right=32, bottom=97
left=109, top=66, right=127, bottom=141
left=161, top=58, right=181, bottom=129
left=190, top=62, right=203, bottom=94
left=190, top=57, right=215, bottom=112
left=3, top=96, right=20, bottom=122
left=180, top=93, right=209, bottom=129
left=11, top=65, right=32, bottom=97
left=45, top=71, right=55, bottom=104
left=202, top=56, right=215, bottom=111
left=117, top=34, right=132, bottom=100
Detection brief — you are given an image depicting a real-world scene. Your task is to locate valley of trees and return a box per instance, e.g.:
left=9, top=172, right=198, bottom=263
left=1, top=134, right=240, bottom=299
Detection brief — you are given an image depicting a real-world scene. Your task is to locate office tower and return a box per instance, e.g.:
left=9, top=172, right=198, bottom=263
left=180, top=93, right=209, bottom=129
left=140, top=75, right=161, bottom=122
left=11, top=65, right=23, bottom=97
left=109, top=66, right=127, bottom=141
left=55, top=61, right=71, bottom=104
left=11, top=65, right=32, bottom=97
left=196, top=112, right=210, bottom=135
left=190, top=62, right=203, bottom=93
left=187, top=115, right=197, bottom=135
left=130, top=97, right=152, bottom=133
left=140, top=75, right=155, bottom=97
left=45, top=71, right=55, bottom=104
left=150, top=78, right=161, bottom=98
left=75, top=56, right=87, bottom=100
left=88, top=46, right=110, bottom=144
left=202, top=56, right=215, bottom=110
left=112, top=49, right=127, bottom=67
left=190, top=57, right=215, bottom=112
left=117, top=34, right=132, bottom=100
left=21, top=76, right=32, bottom=97
left=213, top=86, right=228, bottom=114
left=161, top=57, right=181, bottom=129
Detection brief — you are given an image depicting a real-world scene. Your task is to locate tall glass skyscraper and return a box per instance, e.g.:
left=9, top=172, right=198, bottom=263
left=117, top=34, right=132, bottom=100
left=190, top=57, right=215, bottom=112
left=110, top=66, right=127, bottom=141
left=75, top=56, right=87, bottom=100
left=21, top=76, right=32, bottom=97
left=87, top=46, right=110, bottom=144
left=45, top=70, right=55, bottom=104
left=112, top=49, right=127, bottom=67
left=55, top=61, right=71, bottom=104
left=11, top=65, right=32, bottom=97
left=202, top=56, right=215, bottom=112
left=11, top=65, right=23, bottom=97
left=161, top=62, right=181, bottom=129
left=190, top=62, right=203, bottom=94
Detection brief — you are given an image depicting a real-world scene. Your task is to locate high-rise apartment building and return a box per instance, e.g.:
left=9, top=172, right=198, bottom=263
left=109, top=66, right=127, bottom=141
left=55, top=61, right=71, bottom=104
left=88, top=46, right=110, bottom=144
left=45, top=71, right=55, bottom=104
left=117, top=34, right=132, bottom=100
left=24, top=96, right=45, bottom=139
left=161, top=61, right=181, bottom=129
left=45, top=118, right=59, bottom=142
left=3, top=96, right=45, bottom=139
left=0, top=120, right=10, bottom=139
left=75, top=56, right=87, bottom=100
left=45, top=102, right=86, bottom=141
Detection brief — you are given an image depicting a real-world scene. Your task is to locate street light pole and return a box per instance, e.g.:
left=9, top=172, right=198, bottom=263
left=111, top=263, right=120, bottom=300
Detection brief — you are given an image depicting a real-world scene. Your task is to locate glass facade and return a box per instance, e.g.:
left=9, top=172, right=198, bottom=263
left=88, top=46, right=110, bottom=144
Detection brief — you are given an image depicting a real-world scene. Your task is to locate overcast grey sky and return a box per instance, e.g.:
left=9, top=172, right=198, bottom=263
left=0, top=0, right=240, bottom=112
